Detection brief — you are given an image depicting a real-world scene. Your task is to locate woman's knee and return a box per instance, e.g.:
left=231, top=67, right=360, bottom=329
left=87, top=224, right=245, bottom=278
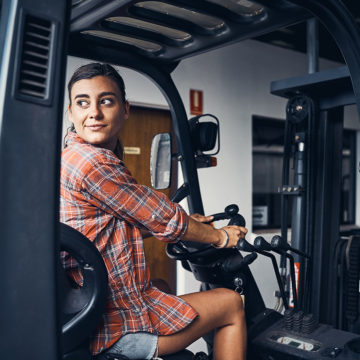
left=212, top=288, right=245, bottom=315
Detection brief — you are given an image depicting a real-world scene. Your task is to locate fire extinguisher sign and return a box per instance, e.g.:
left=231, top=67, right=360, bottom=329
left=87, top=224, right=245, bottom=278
left=190, top=89, right=203, bottom=115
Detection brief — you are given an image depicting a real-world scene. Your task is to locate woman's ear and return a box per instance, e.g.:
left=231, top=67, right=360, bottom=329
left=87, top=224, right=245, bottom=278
left=68, top=105, right=74, bottom=123
left=124, top=101, right=130, bottom=119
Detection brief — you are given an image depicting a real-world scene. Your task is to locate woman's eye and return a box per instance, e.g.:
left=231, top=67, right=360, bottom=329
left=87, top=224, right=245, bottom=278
left=101, top=98, right=113, bottom=105
left=76, top=100, right=88, bottom=107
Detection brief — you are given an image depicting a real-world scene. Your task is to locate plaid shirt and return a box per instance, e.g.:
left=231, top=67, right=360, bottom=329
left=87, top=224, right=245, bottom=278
left=60, top=132, right=197, bottom=355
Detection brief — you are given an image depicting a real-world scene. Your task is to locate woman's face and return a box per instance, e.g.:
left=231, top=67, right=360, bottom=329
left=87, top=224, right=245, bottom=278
left=68, top=75, right=129, bottom=151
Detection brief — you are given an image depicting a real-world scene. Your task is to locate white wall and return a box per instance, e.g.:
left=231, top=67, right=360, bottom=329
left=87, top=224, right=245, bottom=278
left=64, top=39, right=360, bottom=354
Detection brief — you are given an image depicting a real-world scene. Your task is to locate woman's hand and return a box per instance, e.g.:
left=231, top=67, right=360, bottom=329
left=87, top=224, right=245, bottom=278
left=183, top=216, right=247, bottom=249
left=190, top=213, right=214, bottom=223
left=214, top=225, right=248, bottom=248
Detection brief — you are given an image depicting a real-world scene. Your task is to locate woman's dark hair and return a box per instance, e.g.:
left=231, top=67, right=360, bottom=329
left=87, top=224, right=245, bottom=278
left=67, top=62, right=127, bottom=104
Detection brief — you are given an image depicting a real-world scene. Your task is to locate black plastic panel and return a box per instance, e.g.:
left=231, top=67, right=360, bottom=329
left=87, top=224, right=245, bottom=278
left=0, top=0, right=70, bottom=359
left=68, top=0, right=310, bottom=64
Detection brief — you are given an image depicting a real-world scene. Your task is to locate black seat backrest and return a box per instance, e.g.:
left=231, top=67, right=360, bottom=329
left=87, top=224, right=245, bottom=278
left=60, top=223, right=108, bottom=355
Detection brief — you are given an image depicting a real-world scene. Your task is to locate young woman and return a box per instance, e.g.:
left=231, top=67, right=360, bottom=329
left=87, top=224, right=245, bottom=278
left=60, top=63, right=247, bottom=360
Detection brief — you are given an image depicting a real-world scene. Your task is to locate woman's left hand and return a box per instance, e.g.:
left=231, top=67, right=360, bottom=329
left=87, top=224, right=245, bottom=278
left=190, top=213, right=214, bottom=223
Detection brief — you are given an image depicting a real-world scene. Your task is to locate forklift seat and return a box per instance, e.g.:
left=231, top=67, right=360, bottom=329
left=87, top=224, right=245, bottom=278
left=60, top=223, right=197, bottom=360
left=60, top=222, right=108, bottom=360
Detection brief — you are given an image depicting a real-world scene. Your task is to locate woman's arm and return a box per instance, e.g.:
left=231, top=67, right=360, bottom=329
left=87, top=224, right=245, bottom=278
left=82, top=159, right=246, bottom=247
left=181, top=216, right=247, bottom=248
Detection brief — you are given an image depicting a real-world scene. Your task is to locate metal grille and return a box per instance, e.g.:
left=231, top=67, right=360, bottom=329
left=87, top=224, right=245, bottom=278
left=17, top=15, right=52, bottom=99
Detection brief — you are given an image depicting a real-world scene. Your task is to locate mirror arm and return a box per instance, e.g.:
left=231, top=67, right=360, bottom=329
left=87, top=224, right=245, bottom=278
left=170, top=183, right=190, bottom=203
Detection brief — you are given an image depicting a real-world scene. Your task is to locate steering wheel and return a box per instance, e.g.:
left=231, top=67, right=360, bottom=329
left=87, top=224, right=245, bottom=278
left=60, top=223, right=108, bottom=354
left=166, top=204, right=246, bottom=261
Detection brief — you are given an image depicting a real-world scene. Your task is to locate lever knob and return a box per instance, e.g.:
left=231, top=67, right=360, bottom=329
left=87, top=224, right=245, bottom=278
left=225, top=204, right=239, bottom=217
left=243, top=252, right=258, bottom=265
left=228, top=214, right=246, bottom=227
left=271, top=235, right=310, bottom=259
left=271, top=235, right=290, bottom=251
left=222, top=252, right=257, bottom=273
left=254, top=236, right=272, bottom=251
left=237, top=238, right=255, bottom=253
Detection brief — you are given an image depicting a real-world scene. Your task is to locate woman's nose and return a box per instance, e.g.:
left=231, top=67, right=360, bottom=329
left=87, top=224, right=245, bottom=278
left=89, top=103, right=102, bottom=119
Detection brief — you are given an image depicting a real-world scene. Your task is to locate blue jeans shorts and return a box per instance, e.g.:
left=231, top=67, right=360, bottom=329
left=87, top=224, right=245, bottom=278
left=101, top=332, right=158, bottom=360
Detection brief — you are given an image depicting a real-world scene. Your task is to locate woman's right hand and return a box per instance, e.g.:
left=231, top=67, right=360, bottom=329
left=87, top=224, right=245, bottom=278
left=214, top=225, right=247, bottom=248
left=182, top=216, right=247, bottom=248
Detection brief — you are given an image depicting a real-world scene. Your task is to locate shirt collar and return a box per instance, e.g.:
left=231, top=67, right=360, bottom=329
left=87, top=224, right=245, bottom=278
left=65, top=131, right=87, bottom=147
left=65, top=131, right=122, bottom=160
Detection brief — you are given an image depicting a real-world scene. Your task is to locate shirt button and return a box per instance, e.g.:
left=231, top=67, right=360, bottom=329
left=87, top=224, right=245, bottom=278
left=152, top=214, right=156, bottom=219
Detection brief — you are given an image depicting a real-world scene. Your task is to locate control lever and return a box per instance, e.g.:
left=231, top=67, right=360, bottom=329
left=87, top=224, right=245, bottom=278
left=225, top=204, right=239, bottom=217
left=222, top=252, right=257, bottom=273
left=236, top=238, right=256, bottom=253
left=255, top=236, right=298, bottom=310
left=170, top=183, right=190, bottom=203
left=237, top=238, right=289, bottom=309
left=271, top=235, right=310, bottom=259
left=228, top=214, right=246, bottom=227
left=253, top=236, right=273, bottom=252
left=209, top=204, right=240, bottom=223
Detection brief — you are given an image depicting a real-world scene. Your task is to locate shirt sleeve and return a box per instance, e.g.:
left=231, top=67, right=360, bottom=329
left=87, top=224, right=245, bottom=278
left=82, top=160, right=188, bottom=242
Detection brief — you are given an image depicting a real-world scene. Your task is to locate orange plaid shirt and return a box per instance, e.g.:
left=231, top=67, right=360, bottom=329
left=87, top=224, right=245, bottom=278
left=60, top=132, right=197, bottom=355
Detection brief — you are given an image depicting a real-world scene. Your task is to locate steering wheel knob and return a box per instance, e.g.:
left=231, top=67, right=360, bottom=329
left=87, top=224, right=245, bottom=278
left=225, top=204, right=239, bottom=217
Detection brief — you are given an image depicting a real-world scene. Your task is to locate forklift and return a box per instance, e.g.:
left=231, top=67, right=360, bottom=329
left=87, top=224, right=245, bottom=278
left=1, top=1, right=360, bottom=359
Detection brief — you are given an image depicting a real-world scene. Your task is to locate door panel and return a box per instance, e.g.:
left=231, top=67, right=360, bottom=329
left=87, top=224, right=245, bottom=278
left=119, top=106, right=178, bottom=293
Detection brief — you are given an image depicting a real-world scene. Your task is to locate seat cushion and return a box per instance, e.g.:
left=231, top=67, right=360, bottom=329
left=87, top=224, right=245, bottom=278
left=162, top=349, right=194, bottom=359
left=94, top=349, right=195, bottom=360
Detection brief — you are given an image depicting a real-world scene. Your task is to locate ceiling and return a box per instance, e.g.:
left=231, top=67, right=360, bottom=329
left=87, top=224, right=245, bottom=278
left=254, top=0, right=360, bottom=64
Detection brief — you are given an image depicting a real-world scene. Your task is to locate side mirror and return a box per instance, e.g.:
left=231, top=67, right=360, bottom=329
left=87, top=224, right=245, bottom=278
left=189, top=113, right=220, bottom=155
left=188, top=113, right=220, bottom=168
left=150, top=133, right=172, bottom=189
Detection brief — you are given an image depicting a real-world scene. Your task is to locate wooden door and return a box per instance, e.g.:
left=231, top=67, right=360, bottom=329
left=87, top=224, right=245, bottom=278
left=119, top=105, right=178, bottom=293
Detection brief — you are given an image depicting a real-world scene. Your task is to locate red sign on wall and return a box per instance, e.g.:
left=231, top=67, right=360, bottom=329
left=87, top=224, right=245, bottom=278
left=190, top=89, right=203, bottom=115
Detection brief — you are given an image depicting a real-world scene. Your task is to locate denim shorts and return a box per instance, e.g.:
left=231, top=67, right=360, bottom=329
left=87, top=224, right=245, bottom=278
left=101, top=332, right=158, bottom=360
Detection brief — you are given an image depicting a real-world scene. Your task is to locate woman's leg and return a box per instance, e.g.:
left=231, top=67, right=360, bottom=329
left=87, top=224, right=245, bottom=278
left=157, top=288, right=246, bottom=360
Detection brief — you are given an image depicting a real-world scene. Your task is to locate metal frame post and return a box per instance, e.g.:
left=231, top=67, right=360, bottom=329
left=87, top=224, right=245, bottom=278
left=0, top=1, right=70, bottom=359
left=310, top=106, right=344, bottom=323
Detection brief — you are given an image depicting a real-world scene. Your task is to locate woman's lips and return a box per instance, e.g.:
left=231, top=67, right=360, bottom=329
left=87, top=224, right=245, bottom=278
left=86, top=124, right=106, bottom=131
